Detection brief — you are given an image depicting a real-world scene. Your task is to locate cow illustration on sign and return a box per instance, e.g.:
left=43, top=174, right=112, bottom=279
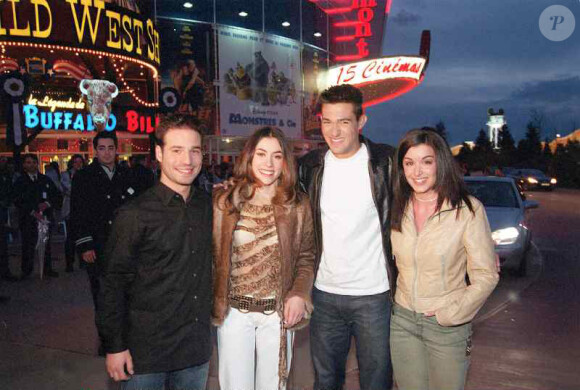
left=79, top=79, right=119, bottom=131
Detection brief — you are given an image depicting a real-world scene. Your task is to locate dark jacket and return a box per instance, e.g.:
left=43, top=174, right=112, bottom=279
left=212, top=188, right=316, bottom=329
left=70, top=160, right=136, bottom=257
left=12, top=173, right=61, bottom=222
left=97, top=183, right=213, bottom=374
left=298, top=136, right=397, bottom=297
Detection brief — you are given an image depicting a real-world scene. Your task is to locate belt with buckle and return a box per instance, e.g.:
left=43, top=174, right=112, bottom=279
left=230, top=295, right=277, bottom=315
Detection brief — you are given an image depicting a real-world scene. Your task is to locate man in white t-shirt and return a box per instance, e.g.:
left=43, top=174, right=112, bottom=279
left=299, top=84, right=396, bottom=390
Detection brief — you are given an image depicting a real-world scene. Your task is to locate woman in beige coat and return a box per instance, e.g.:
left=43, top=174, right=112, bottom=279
left=212, top=126, right=315, bottom=390
left=390, top=128, right=499, bottom=390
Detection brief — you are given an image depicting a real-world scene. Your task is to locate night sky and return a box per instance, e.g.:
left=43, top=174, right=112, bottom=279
left=364, top=0, right=580, bottom=147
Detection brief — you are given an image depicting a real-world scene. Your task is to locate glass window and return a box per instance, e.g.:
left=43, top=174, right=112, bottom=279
left=264, top=0, right=300, bottom=40
left=466, top=181, right=519, bottom=208
left=155, top=0, right=214, bottom=23
left=216, top=0, right=263, bottom=32
left=302, top=0, right=328, bottom=49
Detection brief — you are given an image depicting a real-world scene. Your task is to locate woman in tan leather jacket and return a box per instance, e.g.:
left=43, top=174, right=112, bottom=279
left=212, top=127, right=315, bottom=390
left=389, top=128, right=499, bottom=390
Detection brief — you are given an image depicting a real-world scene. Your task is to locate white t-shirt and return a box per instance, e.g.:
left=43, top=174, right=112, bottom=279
left=315, top=144, right=390, bottom=295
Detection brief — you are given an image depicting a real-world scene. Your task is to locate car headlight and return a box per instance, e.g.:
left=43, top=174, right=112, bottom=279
left=550, top=178, right=557, bottom=184
left=527, top=177, right=538, bottom=184
left=492, top=227, right=520, bottom=245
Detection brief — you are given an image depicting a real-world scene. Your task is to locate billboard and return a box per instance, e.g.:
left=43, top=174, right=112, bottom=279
left=157, top=19, right=216, bottom=135
left=218, top=26, right=301, bottom=138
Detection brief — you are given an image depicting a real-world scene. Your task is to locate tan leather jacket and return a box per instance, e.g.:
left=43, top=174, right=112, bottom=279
left=391, top=196, right=499, bottom=326
left=212, top=187, right=316, bottom=330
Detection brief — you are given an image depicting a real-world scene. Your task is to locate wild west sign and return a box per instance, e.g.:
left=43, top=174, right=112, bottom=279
left=0, top=0, right=160, bottom=66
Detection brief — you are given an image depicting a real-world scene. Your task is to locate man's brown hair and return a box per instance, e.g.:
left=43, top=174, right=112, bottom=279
left=155, top=114, right=201, bottom=147
left=318, top=84, right=364, bottom=120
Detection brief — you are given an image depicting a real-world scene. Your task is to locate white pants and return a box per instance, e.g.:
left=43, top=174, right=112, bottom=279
left=217, top=308, right=294, bottom=390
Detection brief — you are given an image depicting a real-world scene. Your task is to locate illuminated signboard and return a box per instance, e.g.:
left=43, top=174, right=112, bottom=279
left=311, top=0, right=391, bottom=63
left=0, top=0, right=160, bottom=66
left=323, top=55, right=427, bottom=107
left=22, top=96, right=157, bottom=134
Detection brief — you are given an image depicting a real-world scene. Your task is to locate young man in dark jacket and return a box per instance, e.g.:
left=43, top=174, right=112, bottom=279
left=97, top=115, right=212, bottom=389
left=299, top=85, right=396, bottom=390
left=12, top=154, right=62, bottom=279
left=70, top=131, right=136, bottom=311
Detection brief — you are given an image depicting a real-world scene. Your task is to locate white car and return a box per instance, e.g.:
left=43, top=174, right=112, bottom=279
left=464, top=176, right=538, bottom=276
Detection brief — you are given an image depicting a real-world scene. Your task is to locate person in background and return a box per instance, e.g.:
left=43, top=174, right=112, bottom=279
left=212, top=127, right=315, bottom=390
left=389, top=129, right=499, bottom=390
left=129, top=155, right=155, bottom=195
left=45, top=161, right=63, bottom=194
left=298, top=84, right=396, bottom=390
left=1, top=157, right=17, bottom=284
left=71, top=131, right=136, bottom=355
left=12, top=154, right=61, bottom=279
left=61, top=154, right=85, bottom=273
left=98, top=114, right=212, bottom=390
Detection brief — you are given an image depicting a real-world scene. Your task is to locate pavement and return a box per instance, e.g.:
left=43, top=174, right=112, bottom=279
left=0, top=228, right=543, bottom=390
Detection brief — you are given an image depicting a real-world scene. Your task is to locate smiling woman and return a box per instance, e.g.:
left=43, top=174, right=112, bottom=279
left=212, top=126, right=315, bottom=390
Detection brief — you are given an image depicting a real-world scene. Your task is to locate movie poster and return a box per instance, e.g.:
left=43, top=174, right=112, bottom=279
left=218, top=26, right=302, bottom=138
left=302, top=46, right=328, bottom=140
left=157, top=19, right=216, bottom=135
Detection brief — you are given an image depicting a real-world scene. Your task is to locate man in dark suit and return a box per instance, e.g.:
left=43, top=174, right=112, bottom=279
left=12, top=154, right=61, bottom=279
left=71, top=131, right=136, bottom=311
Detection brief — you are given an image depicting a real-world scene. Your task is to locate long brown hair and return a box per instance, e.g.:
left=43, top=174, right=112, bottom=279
left=391, top=128, right=473, bottom=232
left=220, top=127, right=297, bottom=210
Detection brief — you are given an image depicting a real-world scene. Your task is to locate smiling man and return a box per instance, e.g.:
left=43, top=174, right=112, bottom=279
left=299, top=84, right=397, bottom=390
left=97, top=115, right=212, bottom=390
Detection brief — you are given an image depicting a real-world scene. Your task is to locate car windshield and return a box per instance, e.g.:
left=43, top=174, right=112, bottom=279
left=466, top=181, right=519, bottom=208
left=520, top=169, right=545, bottom=176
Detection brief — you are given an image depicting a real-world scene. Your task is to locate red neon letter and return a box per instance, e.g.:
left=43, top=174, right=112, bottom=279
left=126, top=110, right=138, bottom=132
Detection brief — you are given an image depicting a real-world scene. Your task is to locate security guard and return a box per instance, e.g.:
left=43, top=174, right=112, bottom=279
left=71, top=131, right=137, bottom=312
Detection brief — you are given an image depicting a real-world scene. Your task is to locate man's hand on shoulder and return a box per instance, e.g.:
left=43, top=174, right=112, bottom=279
left=106, top=350, right=134, bottom=382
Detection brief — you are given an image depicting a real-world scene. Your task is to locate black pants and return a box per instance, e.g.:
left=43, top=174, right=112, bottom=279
left=64, top=219, right=76, bottom=270
left=20, top=217, right=53, bottom=276
left=0, top=220, right=10, bottom=276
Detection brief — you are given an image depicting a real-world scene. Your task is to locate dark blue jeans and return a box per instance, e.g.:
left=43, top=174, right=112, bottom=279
left=310, top=287, right=393, bottom=390
left=121, top=361, right=209, bottom=390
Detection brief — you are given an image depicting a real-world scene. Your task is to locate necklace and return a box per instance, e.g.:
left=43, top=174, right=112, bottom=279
left=414, top=195, right=438, bottom=203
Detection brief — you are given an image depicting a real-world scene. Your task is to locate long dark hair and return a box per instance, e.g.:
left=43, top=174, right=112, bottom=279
left=219, top=127, right=297, bottom=211
left=391, top=128, right=473, bottom=232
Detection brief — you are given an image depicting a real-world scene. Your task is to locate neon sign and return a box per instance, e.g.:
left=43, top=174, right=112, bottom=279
left=323, top=55, right=427, bottom=107
left=23, top=104, right=116, bottom=131
left=0, top=0, right=160, bottom=65
left=125, top=110, right=158, bottom=134
left=27, top=95, right=86, bottom=112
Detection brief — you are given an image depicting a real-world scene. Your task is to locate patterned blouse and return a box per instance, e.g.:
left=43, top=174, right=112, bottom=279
left=230, top=203, right=281, bottom=299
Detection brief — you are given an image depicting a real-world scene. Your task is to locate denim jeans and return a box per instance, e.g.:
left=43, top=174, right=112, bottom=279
left=390, top=303, right=472, bottom=390
left=310, top=287, right=393, bottom=390
left=121, top=361, right=209, bottom=390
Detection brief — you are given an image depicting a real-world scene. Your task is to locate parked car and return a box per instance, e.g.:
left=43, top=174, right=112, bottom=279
left=506, top=168, right=557, bottom=191
left=464, top=176, right=539, bottom=276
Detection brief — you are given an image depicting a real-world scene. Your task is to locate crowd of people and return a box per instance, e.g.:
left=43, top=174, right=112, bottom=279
left=1, top=84, right=499, bottom=390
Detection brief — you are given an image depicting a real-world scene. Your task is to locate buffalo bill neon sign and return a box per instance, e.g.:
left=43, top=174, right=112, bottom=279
left=324, top=55, right=427, bottom=107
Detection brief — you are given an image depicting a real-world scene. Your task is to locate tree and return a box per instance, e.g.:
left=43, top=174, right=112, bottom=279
left=517, top=121, right=543, bottom=167
left=472, top=129, right=495, bottom=171
left=498, top=125, right=516, bottom=167
left=434, top=120, right=448, bottom=144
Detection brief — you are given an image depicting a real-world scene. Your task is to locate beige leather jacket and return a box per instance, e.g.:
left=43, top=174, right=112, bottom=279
left=391, top=196, right=499, bottom=326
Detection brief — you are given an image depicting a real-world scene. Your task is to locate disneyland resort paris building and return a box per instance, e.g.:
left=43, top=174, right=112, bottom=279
left=0, top=0, right=430, bottom=168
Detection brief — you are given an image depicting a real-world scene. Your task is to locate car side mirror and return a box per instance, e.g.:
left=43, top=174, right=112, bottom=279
left=523, top=200, right=539, bottom=209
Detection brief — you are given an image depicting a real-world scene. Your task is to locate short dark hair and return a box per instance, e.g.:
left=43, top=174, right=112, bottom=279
left=93, top=131, right=118, bottom=149
left=22, top=153, right=38, bottom=163
left=318, top=84, right=364, bottom=120
left=155, top=114, right=201, bottom=146
left=391, top=129, right=474, bottom=231
left=71, top=154, right=84, bottom=163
